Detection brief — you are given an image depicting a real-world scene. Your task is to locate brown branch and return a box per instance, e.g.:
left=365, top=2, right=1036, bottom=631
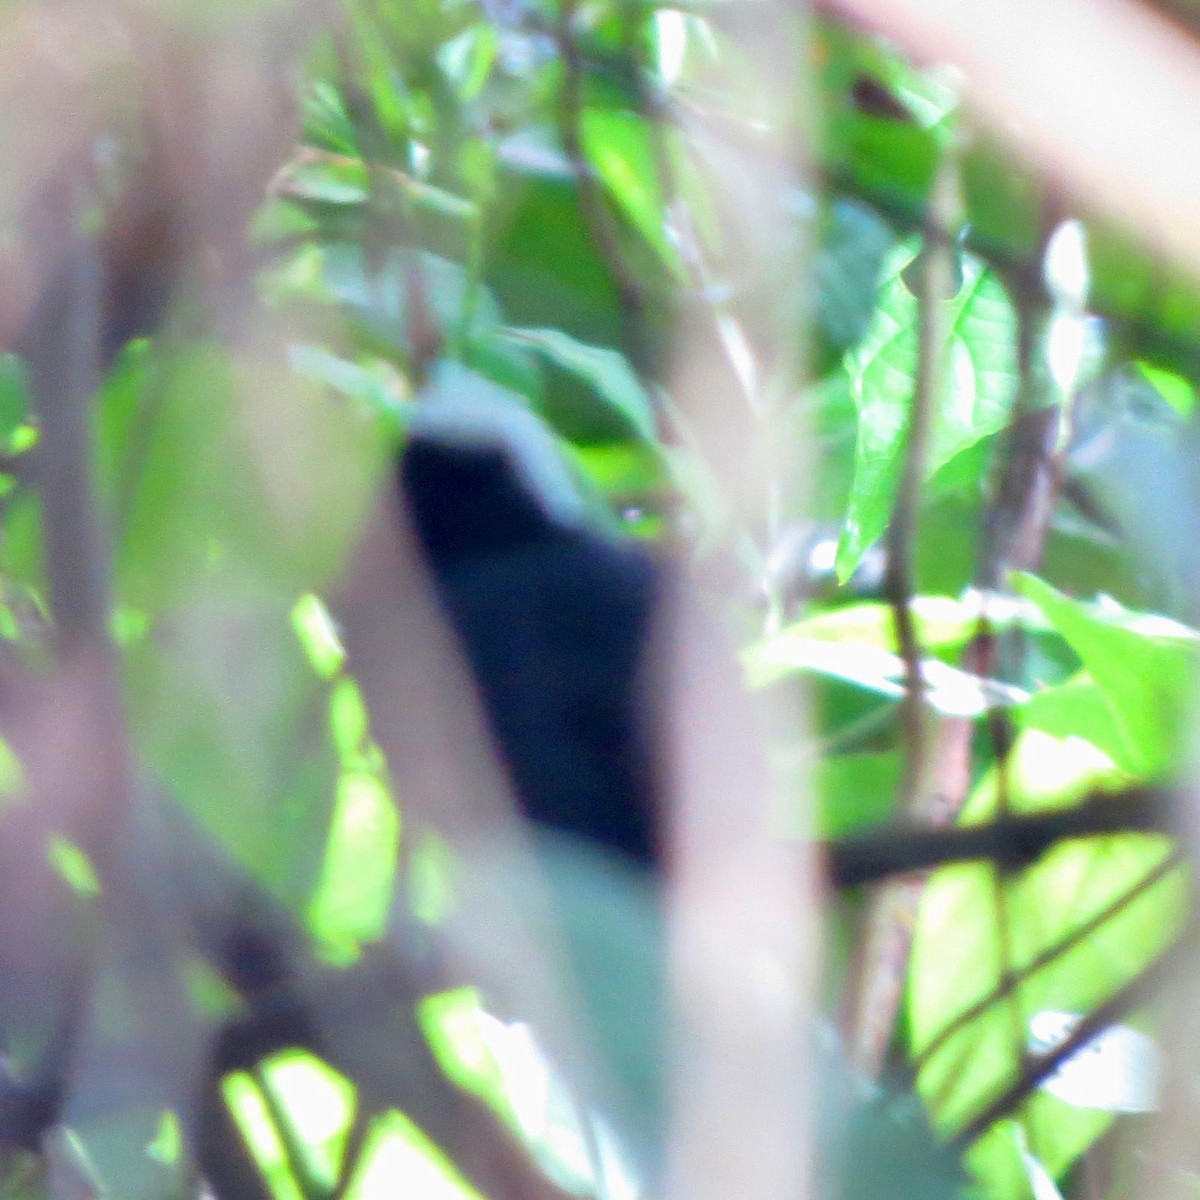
left=21, top=170, right=110, bottom=658
left=825, top=784, right=1175, bottom=888
left=1, top=158, right=145, bottom=1163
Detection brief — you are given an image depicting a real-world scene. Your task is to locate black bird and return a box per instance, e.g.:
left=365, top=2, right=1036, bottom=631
left=399, top=433, right=662, bottom=870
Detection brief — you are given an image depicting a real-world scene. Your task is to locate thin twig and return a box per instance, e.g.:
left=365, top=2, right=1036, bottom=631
left=950, top=922, right=1196, bottom=1152
left=847, top=143, right=961, bottom=1077
left=883, top=151, right=960, bottom=806
left=914, top=847, right=1182, bottom=1070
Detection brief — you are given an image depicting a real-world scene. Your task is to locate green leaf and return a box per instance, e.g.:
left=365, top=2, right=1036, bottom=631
left=352, top=1111, right=482, bottom=1199
left=769, top=594, right=983, bottom=655
left=814, top=752, right=900, bottom=837
left=1018, top=673, right=1130, bottom=771
left=0, top=354, right=30, bottom=448
left=438, top=23, right=499, bottom=100
left=815, top=199, right=897, bottom=364
left=288, top=343, right=410, bottom=427
left=837, top=244, right=1019, bottom=581
left=292, top=594, right=346, bottom=680
left=224, top=1060, right=352, bottom=1200
left=744, top=594, right=1046, bottom=716
left=303, top=246, right=502, bottom=361
left=580, top=107, right=679, bottom=272
left=418, top=988, right=513, bottom=1121
left=1135, top=360, right=1195, bottom=418
left=909, top=730, right=1184, bottom=1196
left=501, top=327, right=656, bottom=440
left=486, top=167, right=627, bottom=351
left=1012, top=574, right=1199, bottom=776
left=307, top=771, right=400, bottom=955
left=744, top=625, right=1026, bottom=717
left=105, top=345, right=385, bottom=610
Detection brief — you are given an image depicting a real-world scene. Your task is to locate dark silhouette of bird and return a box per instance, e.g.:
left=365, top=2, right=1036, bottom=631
left=398, top=433, right=661, bottom=870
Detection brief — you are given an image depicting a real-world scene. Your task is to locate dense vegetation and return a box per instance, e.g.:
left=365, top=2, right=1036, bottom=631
left=0, top=1, right=1198, bottom=1198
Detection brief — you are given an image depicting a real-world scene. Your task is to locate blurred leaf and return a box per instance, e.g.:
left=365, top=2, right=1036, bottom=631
left=350, top=1110, right=482, bottom=1200
left=501, top=326, right=656, bottom=440
left=1018, top=674, right=1130, bottom=771
left=260, top=1052, right=357, bottom=1189
left=580, top=107, right=679, bottom=273
left=0, top=353, right=30, bottom=449
left=307, top=772, right=400, bottom=955
left=292, top=593, right=348, bottom=680
left=288, top=344, right=410, bottom=425
left=814, top=199, right=897, bottom=365
left=329, top=677, right=371, bottom=764
left=1135, top=360, right=1195, bottom=418
left=835, top=1088, right=965, bottom=1200
left=814, top=752, right=900, bottom=838
left=745, top=630, right=1026, bottom=717
left=310, top=246, right=503, bottom=357
left=773, top=594, right=989, bottom=654
left=102, top=344, right=386, bottom=611
left=960, top=136, right=1046, bottom=259
left=419, top=988, right=513, bottom=1124
left=532, top=832, right=664, bottom=1175
left=438, top=23, right=499, bottom=99
left=46, top=837, right=101, bottom=896
left=486, top=166, right=631, bottom=353
left=223, top=1073, right=307, bottom=1200
left=125, top=589, right=339, bottom=900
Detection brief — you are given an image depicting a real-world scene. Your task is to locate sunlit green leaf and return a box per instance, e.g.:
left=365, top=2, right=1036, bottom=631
left=46, top=837, right=101, bottom=896
left=329, top=677, right=370, bottom=763
left=348, top=1110, right=481, bottom=1200
left=307, top=772, right=400, bottom=955
left=292, top=593, right=346, bottom=680
left=1135, top=359, right=1195, bottom=418
left=223, top=1074, right=306, bottom=1200
left=1018, top=673, right=1130, bottom=771
left=765, top=594, right=981, bottom=654
left=418, top=988, right=517, bottom=1128
left=815, top=751, right=899, bottom=837
left=837, top=244, right=1019, bottom=581
left=909, top=730, right=1184, bottom=1196
left=580, top=107, right=679, bottom=272
left=1013, top=574, right=1199, bottom=776
left=260, top=1052, right=356, bottom=1189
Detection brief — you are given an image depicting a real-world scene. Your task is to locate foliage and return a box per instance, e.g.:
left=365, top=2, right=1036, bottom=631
left=0, top=2, right=1197, bottom=1199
